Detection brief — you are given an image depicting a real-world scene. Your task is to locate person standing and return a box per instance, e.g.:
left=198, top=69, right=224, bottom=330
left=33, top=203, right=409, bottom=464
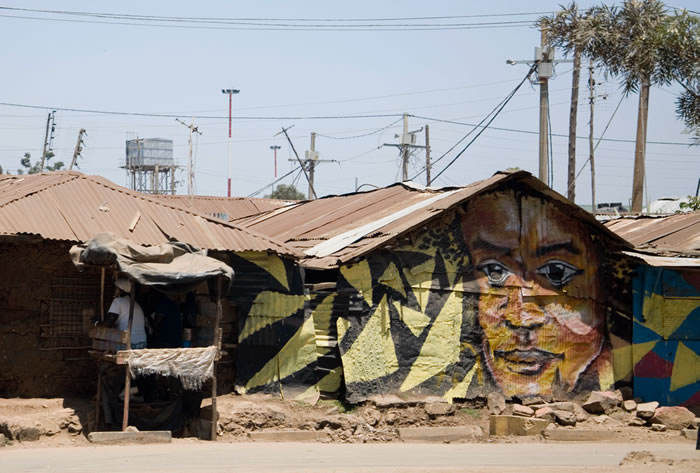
left=105, top=275, right=147, bottom=349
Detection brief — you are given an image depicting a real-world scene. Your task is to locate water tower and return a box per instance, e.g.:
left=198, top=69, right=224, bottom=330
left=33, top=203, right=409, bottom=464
left=124, top=138, right=177, bottom=194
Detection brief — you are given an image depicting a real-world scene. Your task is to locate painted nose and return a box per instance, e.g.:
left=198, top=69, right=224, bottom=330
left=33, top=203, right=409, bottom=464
left=503, top=286, right=546, bottom=330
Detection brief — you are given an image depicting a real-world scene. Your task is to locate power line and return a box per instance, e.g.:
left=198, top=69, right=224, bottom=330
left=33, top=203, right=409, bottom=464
left=316, top=118, right=403, bottom=140
left=426, top=64, right=539, bottom=183
left=409, top=114, right=694, bottom=146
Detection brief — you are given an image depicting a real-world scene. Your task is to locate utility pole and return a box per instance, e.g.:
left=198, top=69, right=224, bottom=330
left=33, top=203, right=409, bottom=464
left=506, top=31, right=569, bottom=187
left=270, top=145, right=281, bottom=178
left=383, top=114, right=424, bottom=182
left=221, top=88, right=240, bottom=198
left=588, top=60, right=596, bottom=216
left=69, top=128, right=87, bottom=170
left=287, top=132, right=338, bottom=200
left=40, top=110, right=57, bottom=172
left=176, top=118, right=202, bottom=196
left=425, top=124, right=431, bottom=186
left=631, top=81, right=649, bottom=213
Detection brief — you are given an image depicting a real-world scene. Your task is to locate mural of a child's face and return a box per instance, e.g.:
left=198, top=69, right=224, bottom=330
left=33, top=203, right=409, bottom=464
left=460, top=191, right=605, bottom=397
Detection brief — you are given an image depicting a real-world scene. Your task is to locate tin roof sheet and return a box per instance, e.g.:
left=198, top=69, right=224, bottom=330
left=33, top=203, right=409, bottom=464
left=152, top=194, right=292, bottom=221
left=0, top=171, right=301, bottom=258
left=604, top=212, right=700, bottom=257
left=241, top=171, right=629, bottom=269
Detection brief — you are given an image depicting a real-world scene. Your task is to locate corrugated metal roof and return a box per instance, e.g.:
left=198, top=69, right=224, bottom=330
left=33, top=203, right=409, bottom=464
left=605, top=212, right=700, bottom=257
left=240, top=171, right=630, bottom=269
left=622, top=251, right=700, bottom=268
left=152, top=194, right=292, bottom=221
left=0, top=171, right=302, bottom=258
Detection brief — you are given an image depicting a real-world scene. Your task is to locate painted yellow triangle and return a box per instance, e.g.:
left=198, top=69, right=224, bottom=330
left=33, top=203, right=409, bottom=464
left=341, top=261, right=373, bottom=308
left=265, top=255, right=290, bottom=291
left=443, top=362, right=477, bottom=402
left=378, top=262, right=406, bottom=298
left=338, top=295, right=399, bottom=383
left=394, top=301, right=431, bottom=337
left=642, top=293, right=699, bottom=338
left=631, top=340, right=659, bottom=367
left=612, top=344, right=633, bottom=382
left=239, top=292, right=306, bottom=342
left=670, top=342, right=700, bottom=391
left=400, top=290, right=462, bottom=392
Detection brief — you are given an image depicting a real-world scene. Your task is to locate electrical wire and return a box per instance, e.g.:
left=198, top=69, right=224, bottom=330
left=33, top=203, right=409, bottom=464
left=248, top=166, right=301, bottom=197
left=409, top=114, right=694, bottom=146
left=316, top=118, right=403, bottom=140
left=414, top=64, right=538, bottom=182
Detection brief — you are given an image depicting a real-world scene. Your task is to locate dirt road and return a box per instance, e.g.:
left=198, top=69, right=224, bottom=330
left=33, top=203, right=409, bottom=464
left=2, top=441, right=699, bottom=473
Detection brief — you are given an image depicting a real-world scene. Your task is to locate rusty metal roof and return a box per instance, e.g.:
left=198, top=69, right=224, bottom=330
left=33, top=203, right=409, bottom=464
left=0, top=171, right=301, bottom=257
left=605, top=212, right=700, bottom=257
left=151, top=194, right=292, bottom=221
left=240, top=171, right=629, bottom=269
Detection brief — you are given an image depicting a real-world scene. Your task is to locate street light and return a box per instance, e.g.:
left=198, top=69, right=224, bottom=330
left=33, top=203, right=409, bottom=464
left=221, top=88, right=240, bottom=197
left=269, top=145, right=281, bottom=178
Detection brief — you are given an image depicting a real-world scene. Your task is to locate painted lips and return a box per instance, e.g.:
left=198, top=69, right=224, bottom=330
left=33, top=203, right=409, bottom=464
left=493, top=349, right=564, bottom=376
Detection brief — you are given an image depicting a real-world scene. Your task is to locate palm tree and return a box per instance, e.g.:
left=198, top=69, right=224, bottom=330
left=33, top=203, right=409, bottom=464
left=585, top=1, right=699, bottom=212
left=538, top=2, right=590, bottom=203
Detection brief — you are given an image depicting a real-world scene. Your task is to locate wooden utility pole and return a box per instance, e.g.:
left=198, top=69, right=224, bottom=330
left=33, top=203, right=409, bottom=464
left=425, top=125, right=431, bottom=186
left=40, top=111, right=56, bottom=172
left=176, top=118, right=202, bottom=196
left=401, top=113, right=409, bottom=180
left=308, top=132, right=317, bottom=200
left=538, top=29, right=551, bottom=185
left=567, top=48, right=581, bottom=202
left=69, top=129, right=87, bottom=170
left=588, top=60, right=596, bottom=215
left=631, top=81, right=650, bottom=213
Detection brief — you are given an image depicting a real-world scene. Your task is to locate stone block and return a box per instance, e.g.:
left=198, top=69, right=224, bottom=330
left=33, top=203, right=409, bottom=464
left=650, top=423, right=666, bottom=432
left=248, top=430, right=324, bottom=442
left=553, top=410, right=576, bottom=426
left=535, top=407, right=555, bottom=422
left=371, top=395, right=413, bottom=409
left=489, top=415, right=550, bottom=436
left=636, top=401, right=659, bottom=419
left=651, top=406, right=695, bottom=430
left=425, top=402, right=455, bottom=417
left=623, top=400, right=637, bottom=412
left=399, top=426, right=483, bottom=442
left=582, top=391, right=621, bottom=414
left=487, top=392, right=506, bottom=415
left=512, top=404, right=534, bottom=417
left=629, top=417, right=647, bottom=427
left=88, top=431, right=172, bottom=444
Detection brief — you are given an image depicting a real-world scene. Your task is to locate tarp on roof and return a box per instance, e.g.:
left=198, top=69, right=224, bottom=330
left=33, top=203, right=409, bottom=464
left=70, top=233, right=233, bottom=291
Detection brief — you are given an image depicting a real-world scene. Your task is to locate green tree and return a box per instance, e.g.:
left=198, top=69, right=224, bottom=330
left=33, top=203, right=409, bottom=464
left=265, top=184, right=306, bottom=200
left=680, top=196, right=700, bottom=211
left=19, top=151, right=64, bottom=174
left=584, top=1, right=700, bottom=212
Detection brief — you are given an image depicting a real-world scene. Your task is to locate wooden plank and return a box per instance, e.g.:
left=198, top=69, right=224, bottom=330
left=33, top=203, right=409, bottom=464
left=91, top=339, right=124, bottom=352
left=89, top=327, right=129, bottom=343
left=88, top=350, right=118, bottom=363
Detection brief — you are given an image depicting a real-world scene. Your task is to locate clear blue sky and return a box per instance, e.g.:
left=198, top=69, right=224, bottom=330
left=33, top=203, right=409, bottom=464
left=0, top=1, right=697, bottom=208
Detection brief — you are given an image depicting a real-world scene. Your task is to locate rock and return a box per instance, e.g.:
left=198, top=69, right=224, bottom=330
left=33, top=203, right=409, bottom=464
left=0, top=433, right=6, bottom=447
left=629, top=417, right=647, bottom=427
left=425, top=403, right=455, bottom=418
left=487, top=392, right=506, bottom=415
left=651, top=406, right=695, bottom=430
left=520, top=396, right=546, bottom=406
left=125, top=425, right=139, bottom=432
left=682, top=428, right=698, bottom=440
left=553, top=410, right=577, bottom=426
left=362, top=409, right=381, bottom=427
left=372, top=395, right=412, bottom=409
left=650, top=423, right=666, bottom=432
left=636, top=401, right=659, bottom=419
left=582, top=391, right=621, bottom=414
left=623, top=400, right=637, bottom=412
left=535, top=407, right=555, bottom=422
left=693, top=417, right=700, bottom=429
left=512, top=404, right=534, bottom=417
left=616, top=386, right=634, bottom=401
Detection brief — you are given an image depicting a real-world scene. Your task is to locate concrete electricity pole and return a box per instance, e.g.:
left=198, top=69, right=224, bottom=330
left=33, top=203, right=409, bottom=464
left=425, top=124, right=431, bottom=186
left=176, top=118, right=202, bottom=196
left=69, top=128, right=87, bottom=170
left=270, top=145, right=281, bottom=178
left=288, top=132, right=337, bottom=200
left=383, top=114, right=424, bottom=182
left=40, top=110, right=57, bottom=172
left=221, top=88, right=240, bottom=198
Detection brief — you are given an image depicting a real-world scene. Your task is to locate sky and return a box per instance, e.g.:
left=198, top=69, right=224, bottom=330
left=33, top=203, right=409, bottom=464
left=0, top=1, right=698, bottom=209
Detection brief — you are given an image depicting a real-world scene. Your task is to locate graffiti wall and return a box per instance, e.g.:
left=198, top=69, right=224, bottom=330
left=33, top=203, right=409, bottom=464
left=232, top=251, right=339, bottom=401
left=632, top=265, right=700, bottom=406
left=336, top=188, right=631, bottom=402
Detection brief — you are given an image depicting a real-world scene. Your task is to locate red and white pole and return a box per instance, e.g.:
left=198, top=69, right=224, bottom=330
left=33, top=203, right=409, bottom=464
left=227, top=92, right=232, bottom=198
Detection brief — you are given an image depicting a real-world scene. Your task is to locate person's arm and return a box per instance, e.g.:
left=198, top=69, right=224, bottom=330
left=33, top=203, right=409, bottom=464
left=96, top=298, right=121, bottom=328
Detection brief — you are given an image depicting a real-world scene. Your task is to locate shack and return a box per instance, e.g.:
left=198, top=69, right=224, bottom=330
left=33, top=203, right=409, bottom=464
left=0, top=171, right=300, bottom=400
left=236, top=171, right=635, bottom=402
left=605, top=212, right=700, bottom=406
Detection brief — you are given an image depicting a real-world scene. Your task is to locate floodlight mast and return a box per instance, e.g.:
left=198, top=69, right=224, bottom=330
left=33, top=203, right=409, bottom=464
left=221, top=88, right=240, bottom=197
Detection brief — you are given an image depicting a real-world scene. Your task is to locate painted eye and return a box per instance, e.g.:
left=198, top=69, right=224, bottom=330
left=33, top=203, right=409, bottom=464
left=536, top=260, right=582, bottom=288
left=476, top=259, right=512, bottom=286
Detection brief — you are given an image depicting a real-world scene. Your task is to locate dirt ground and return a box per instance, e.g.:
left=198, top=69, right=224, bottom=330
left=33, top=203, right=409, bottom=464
left=0, top=393, right=697, bottom=449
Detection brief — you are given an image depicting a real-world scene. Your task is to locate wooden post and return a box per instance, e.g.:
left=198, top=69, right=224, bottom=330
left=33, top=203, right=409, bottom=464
left=121, top=279, right=136, bottom=431
left=95, top=371, right=102, bottom=431
left=211, top=276, right=223, bottom=441
left=567, top=47, right=581, bottom=202
left=539, top=29, right=550, bottom=184
left=99, top=268, right=105, bottom=322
